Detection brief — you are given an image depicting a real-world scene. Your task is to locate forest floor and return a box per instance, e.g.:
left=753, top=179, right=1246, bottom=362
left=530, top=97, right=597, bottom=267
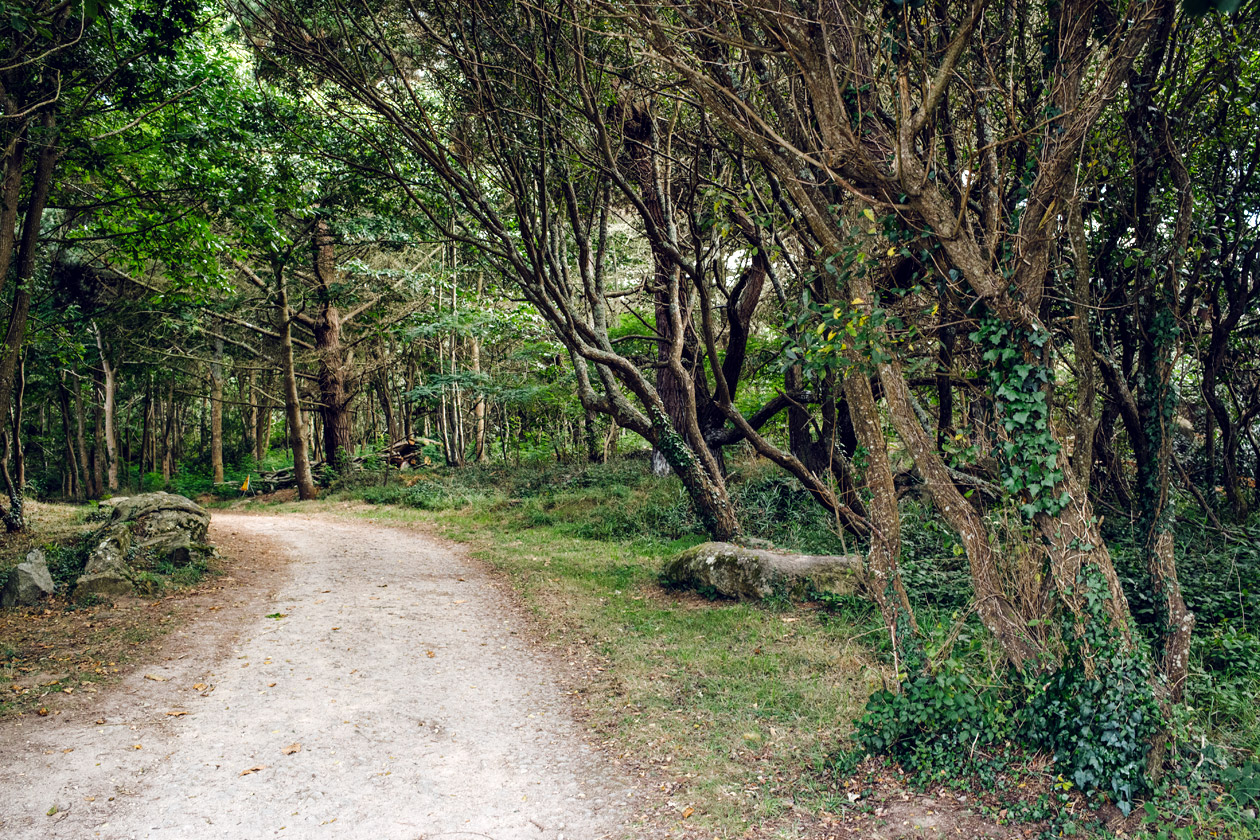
left=0, top=503, right=1062, bottom=839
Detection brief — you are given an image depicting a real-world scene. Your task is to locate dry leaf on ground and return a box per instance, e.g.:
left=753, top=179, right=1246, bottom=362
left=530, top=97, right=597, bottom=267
left=238, top=765, right=267, bottom=776
left=281, top=743, right=301, bottom=755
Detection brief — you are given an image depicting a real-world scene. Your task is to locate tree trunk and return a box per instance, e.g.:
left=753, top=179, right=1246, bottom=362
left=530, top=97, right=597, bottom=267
left=1068, top=196, right=1098, bottom=482
left=312, top=221, right=354, bottom=470
left=11, top=352, right=24, bottom=498
left=242, top=370, right=256, bottom=463
left=210, top=337, right=225, bottom=483
left=162, top=380, right=176, bottom=482
left=471, top=336, right=487, bottom=463
left=92, top=378, right=105, bottom=499
left=75, top=378, right=93, bottom=495
left=254, top=371, right=272, bottom=465
left=58, top=374, right=81, bottom=499
left=377, top=374, right=398, bottom=445
left=0, top=112, right=59, bottom=526
left=96, top=329, right=118, bottom=491
left=139, top=379, right=152, bottom=481
left=844, top=371, right=917, bottom=656
left=276, top=265, right=317, bottom=500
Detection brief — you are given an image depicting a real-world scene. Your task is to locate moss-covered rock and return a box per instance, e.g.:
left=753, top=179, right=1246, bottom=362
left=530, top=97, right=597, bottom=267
left=75, top=493, right=212, bottom=597
left=661, top=541, right=860, bottom=601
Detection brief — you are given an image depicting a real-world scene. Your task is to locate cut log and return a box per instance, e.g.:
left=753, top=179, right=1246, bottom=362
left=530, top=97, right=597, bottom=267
left=661, top=541, right=861, bottom=601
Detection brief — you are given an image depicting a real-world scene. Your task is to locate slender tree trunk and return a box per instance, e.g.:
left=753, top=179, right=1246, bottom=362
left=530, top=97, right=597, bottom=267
left=92, top=377, right=105, bottom=499
left=276, top=265, right=317, bottom=500
left=210, top=337, right=225, bottom=483
left=75, top=378, right=93, bottom=494
left=58, top=374, right=80, bottom=499
left=844, top=371, right=917, bottom=654
left=95, top=328, right=119, bottom=491
left=162, top=380, right=175, bottom=482
left=139, top=378, right=152, bottom=481
left=254, top=372, right=271, bottom=465
left=242, top=370, right=256, bottom=463
left=1068, top=197, right=1098, bottom=482
left=471, top=340, right=487, bottom=463
left=12, top=352, right=24, bottom=494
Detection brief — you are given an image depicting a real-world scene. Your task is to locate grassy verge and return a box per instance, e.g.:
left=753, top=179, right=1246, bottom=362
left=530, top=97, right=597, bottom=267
left=0, top=501, right=220, bottom=720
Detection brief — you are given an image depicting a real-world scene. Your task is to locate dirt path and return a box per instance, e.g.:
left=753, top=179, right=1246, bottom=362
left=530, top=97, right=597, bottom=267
left=0, top=512, right=637, bottom=840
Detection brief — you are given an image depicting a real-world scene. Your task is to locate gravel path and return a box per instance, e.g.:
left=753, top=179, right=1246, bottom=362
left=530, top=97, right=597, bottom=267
left=0, top=512, right=636, bottom=840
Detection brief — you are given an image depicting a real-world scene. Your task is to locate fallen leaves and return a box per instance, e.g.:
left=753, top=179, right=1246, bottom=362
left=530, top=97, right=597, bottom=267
left=36, top=707, right=48, bottom=716
left=266, top=613, right=287, bottom=620
left=426, top=650, right=436, bottom=658
left=144, top=674, right=168, bottom=682
left=165, top=710, right=188, bottom=717
left=281, top=743, right=301, bottom=755
left=192, top=683, right=207, bottom=691
left=238, top=765, right=267, bottom=776
left=681, top=807, right=694, bottom=819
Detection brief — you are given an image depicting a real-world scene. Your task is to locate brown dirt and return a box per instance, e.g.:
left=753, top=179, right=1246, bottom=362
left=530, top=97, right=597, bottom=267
left=0, top=512, right=642, bottom=839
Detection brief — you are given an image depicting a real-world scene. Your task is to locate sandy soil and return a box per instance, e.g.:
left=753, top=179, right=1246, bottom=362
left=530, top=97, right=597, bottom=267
left=0, top=512, right=636, bottom=840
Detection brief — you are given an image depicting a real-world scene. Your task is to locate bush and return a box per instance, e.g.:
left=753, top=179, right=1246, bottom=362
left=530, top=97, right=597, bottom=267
left=854, top=665, right=1014, bottom=783
left=1024, top=644, right=1160, bottom=815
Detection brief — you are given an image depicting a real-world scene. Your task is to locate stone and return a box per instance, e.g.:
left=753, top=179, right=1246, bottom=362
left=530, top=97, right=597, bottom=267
left=75, top=492, right=211, bottom=597
left=75, top=530, right=135, bottom=597
left=1, top=549, right=55, bottom=607
left=661, top=541, right=861, bottom=601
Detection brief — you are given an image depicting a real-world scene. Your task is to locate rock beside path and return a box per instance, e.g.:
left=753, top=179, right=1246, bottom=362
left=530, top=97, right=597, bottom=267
left=662, top=541, right=861, bottom=600
left=76, top=492, right=212, bottom=597
left=1, top=549, right=54, bottom=607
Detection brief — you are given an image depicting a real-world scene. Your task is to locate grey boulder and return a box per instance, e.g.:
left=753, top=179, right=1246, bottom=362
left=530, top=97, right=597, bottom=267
left=661, top=541, right=860, bottom=601
left=76, top=492, right=211, bottom=597
left=1, top=549, right=55, bottom=607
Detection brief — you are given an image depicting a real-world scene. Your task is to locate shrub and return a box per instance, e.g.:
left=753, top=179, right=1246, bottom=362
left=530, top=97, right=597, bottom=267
left=854, top=665, right=1014, bottom=784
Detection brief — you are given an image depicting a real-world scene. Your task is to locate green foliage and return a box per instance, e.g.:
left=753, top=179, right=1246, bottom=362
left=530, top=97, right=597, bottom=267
left=1220, top=761, right=1260, bottom=808
left=1024, top=575, right=1162, bottom=817
left=969, top=315, right=1067, bottom=519
left=853, top=664, right=1014, bottom=784
left=44, top=535, right=95, bottom=591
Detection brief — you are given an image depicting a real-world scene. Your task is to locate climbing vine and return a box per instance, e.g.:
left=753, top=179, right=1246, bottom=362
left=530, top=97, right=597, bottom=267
left=970, top=314, right=1068, bottom=519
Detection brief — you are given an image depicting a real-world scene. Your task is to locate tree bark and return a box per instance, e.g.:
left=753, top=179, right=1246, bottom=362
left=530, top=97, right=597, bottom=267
left=844, top=371, right=917, bottom=651
left=95, top=327, right=119, bottom=491
left=12, top=351, right=24, bottom=497
left=311, top=221, right=354, bottom=470
left=276, top=265, right=317, bottom=500
left=210, top=337, right=225, bottom=483
left=254, top=372, right=272, bottom=465
left=58, top=373, right=81, bottom=499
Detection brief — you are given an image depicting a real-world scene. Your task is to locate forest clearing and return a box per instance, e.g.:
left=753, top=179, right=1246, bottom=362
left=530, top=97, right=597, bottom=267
left=3, top=0, right=1260, bottom=838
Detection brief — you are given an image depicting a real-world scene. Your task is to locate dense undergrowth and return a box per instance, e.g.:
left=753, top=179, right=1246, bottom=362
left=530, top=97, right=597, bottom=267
left=321, top=453, right=1260, bottom=837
